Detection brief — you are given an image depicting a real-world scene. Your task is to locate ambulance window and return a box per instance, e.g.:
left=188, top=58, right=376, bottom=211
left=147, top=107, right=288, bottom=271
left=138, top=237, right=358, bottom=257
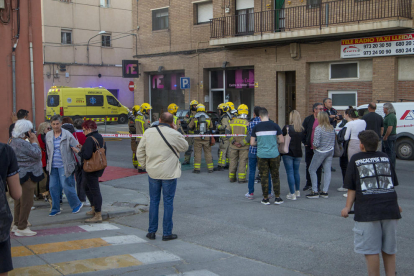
left=86, top=95, right=104, bottom=106
left=47, top=95, right=59, bottom=107
left=107, top=96, right=119, bottom=106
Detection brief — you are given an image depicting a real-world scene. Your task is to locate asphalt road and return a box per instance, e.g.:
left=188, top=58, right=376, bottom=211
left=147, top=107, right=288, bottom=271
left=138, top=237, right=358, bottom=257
left=102, top=138, right=414, bottom=276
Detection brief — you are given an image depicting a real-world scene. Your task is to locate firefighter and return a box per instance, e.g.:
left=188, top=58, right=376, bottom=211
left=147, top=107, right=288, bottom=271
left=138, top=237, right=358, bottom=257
left=226, top=102, right=238, bottom=118
left=214, top=103, right=231, bottom=171
left=182, top=100, right=199, bottom=165
left=168, top=103, right=184, bottom=134
left=228, top=104, right=250, bottom=183
left=188, top=104, right=214, bottom=173
left=135, top=103, right=152, bottom=173
left=129, top=105, right=140, bottom=168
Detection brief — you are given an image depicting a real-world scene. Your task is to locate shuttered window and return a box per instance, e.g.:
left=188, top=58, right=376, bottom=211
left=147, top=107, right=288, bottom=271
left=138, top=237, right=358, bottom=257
left=197, top=1, right=213, bottom=24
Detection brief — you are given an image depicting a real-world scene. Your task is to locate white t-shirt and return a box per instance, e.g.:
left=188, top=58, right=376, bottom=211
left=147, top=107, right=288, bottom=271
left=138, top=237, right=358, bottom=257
left=344, top=119, right=367, bottom=140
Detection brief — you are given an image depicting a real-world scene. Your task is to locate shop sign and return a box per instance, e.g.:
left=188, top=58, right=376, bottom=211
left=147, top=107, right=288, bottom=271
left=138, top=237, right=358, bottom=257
left=341, top=33, right=414, bottom=58
left=122, top=60, right=139, bottom=78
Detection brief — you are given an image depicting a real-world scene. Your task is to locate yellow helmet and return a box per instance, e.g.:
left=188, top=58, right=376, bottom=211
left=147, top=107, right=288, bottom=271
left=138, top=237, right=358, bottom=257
left=237, top=104, right=249, bottom=115
left=226, top=102, right=235, bottom=111
left=217, top=103, right=229, bottom=112
left=132, top=105, right=141, bottom=115
left=168, top=103, right=179, bottom=115
left=190, top=100, right=199, bottom=106
left=140, top=103, right=152, bottom=114
left=196, top=104, right=206, bottom=112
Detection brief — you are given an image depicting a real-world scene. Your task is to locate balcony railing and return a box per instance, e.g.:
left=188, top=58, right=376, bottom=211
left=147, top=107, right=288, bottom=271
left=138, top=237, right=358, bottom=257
left=210, top=0, right=412, bottom=39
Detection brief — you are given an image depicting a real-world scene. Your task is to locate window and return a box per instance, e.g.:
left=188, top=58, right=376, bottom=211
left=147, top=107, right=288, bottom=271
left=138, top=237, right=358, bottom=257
left=102, top=34, right=111, bottom=47
left=195, top=1, right=213, bottom=24
left=47, top=95, right=59, bottom=107
left=236, top=0, right=254, bottom=34
left=61, top=29, right=72, bottom=44
left=152, top=8, right=169, bottom=31
left=307, top=0, right=321, bottom=8
left=106, top=96, right=119, bottom=106
left=328, top=91, right=358, bottom=109
left=330, top=62, right=359, bottom=79
left=86, top=95, right=104, bottom=107
left=100, top=0, right=110, bottom=8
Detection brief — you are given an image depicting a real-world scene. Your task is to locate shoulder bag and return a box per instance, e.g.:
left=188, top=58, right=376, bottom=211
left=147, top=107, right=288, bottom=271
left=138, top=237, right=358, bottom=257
left=0, top=145, right=13, bottom=242
left=83, top=136, right=107, bottom=172
left=333, top=132, right=344, bottom=157
left=278, top=125, right=291, bottom=154
left=155, top=126, right=179, bottom=159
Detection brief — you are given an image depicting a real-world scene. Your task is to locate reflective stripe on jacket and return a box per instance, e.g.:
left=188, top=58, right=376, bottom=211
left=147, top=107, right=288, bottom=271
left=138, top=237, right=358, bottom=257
left=229, top=118, right=250, bottom=149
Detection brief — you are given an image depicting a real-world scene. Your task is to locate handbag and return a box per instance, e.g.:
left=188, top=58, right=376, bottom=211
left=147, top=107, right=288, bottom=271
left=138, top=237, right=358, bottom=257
left=156, top=126, right=179, bottom=159
left=83, top=136, right=107, bottom=172
left=278, top=125, right=291, bottom=154
left=334, top=133, right=344, bottom=157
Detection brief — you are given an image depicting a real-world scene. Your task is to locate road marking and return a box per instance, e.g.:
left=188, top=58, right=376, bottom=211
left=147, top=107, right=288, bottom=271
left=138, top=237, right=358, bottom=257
left=79, top=223, right=120, bottom=232
left=166, top=270, right=220, bottom=276
left=11, top=251, right=181, bottom=275
left=131, top=251, right=181, bottom=264
left=11, top=225, right=86, bottom=239
left=12, top=235, right=146, bottom=257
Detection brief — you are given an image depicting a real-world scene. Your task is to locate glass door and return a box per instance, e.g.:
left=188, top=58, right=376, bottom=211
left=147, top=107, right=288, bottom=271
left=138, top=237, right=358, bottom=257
left=209, top=70, right=226, bottom=111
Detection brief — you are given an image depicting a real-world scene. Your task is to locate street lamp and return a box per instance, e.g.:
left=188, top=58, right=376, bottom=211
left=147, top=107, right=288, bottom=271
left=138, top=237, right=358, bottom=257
left=87, top=31, right=107, bottom=64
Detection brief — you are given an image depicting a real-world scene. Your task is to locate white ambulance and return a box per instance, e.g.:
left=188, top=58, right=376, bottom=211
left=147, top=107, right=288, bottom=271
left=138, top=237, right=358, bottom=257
left=357, top=102, right=414, bottom=160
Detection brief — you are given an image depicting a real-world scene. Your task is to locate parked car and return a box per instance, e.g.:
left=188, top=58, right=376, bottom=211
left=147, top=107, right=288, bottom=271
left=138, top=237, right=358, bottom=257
left=357, top=102, right=414, bottom=160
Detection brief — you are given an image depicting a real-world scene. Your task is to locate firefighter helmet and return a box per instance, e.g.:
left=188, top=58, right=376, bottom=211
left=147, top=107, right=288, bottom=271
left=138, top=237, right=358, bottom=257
left=140, top=103, right=152, bottom=114
left=218, top=103, right=229, bottom=113
left=190, top=100, right=199, bottom=106
left=168, top=103, right=179, bottom=115
left=196, top=104, right=206, bottom=112
left=237, top=104, right=249, bottom=115
left=226, top=102, right=235, bottom=111
left=132, top=105, right=141, bottom=115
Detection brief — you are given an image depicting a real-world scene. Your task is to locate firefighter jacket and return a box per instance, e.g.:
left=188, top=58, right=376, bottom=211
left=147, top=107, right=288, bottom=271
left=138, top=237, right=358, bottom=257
left=129, top=119, right=136, bottom=134
left=135, top=113, right=150, bottom=139
left=188, top=114, right=213, bottom=141
left=186, top=110, right=197, bottom=134
left=217, top=114, right=231, bottom=138
left=229, top=118, right=250, bottom=150
left=173, top=115, right=184, bottom=134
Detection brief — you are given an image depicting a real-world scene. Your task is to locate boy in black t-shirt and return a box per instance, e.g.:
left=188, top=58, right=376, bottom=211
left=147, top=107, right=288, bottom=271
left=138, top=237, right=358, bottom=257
left=341, top=130, right=402, bottom=276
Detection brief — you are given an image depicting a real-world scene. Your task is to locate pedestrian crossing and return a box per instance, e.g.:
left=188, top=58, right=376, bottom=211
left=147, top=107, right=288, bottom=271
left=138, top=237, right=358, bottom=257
left=10, top=223, right=219, bottom=276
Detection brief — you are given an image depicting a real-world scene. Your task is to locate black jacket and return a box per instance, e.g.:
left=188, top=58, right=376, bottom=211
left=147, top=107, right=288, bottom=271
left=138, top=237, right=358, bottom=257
left=302, top=114, right=316, bottom=147
left=62, top=124, right=75, bottom=134
left=78, top=131, right=106, bottom=177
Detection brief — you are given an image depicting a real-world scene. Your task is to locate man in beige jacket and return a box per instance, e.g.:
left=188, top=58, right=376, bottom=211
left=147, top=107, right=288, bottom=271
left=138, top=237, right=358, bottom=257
left=137, top=112, right=188, bottom=241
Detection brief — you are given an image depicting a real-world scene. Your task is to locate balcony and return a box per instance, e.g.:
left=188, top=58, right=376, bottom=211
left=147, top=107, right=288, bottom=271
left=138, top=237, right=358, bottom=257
left=210, top=0, right=412, bottom=46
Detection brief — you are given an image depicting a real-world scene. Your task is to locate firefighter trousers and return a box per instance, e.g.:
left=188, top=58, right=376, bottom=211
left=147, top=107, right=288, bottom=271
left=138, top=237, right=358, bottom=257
left=131, top=138, right=138, bottom=167
left=184, top=137, right=194, bottom=163
left=229, top=148, right=248, bottom=181
left=218, top=138, right=230, bottom=167
left=194, top=138, right=213, bottom=171
left=135, top=139, right=143, bottom=170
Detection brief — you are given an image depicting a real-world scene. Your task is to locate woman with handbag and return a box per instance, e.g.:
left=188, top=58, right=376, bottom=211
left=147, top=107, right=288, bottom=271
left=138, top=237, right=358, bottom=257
left=72, top=120, right=106, bottom=223
left=281, top=110, right=304, bottom=200
left=344, top=106, right=366, bottom=161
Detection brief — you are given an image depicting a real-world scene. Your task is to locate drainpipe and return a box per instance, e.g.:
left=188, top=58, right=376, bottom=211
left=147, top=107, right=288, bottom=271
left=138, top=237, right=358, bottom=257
left=30, top=42, right=36, bottom=130
left=12, top=52, right=16, bottom=113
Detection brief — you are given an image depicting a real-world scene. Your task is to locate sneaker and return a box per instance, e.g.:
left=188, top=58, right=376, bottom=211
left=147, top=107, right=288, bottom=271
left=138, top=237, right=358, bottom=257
left=337, top=187, right=348, bottom=192
left=245, top=192, right=254, bottom=200
left=83, top=200, right=91, bottom=207
left=320, top=192, right=329, bottom=198
left=11, top=225, right=17, bottom=233
left=15, top=227, right=37, bottom=237
left=302, top=185, right=311, bottom=191
left=261, top=198, right=270, bottom=205
left=49, top=211, right=61, bottom=217
left=343, top=193, right=348, bottom=198
left=31, top=206, right=36, bottom=210
left=72, top=202, right=84, bottom=214
left=306, top=191, right=320, bottom=199
left=295, top=190, right=300, bottom=198
left=274, top=197, right=284, bottom=205
left=268, top=192, right=275, bottom=199
left=286, top=193, right=297, bottom=201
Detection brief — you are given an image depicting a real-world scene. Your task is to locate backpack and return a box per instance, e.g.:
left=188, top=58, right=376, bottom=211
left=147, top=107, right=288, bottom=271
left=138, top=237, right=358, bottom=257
left=83, top=136, right=107, bottom=172
left=0, top=144, right=13, bottom=242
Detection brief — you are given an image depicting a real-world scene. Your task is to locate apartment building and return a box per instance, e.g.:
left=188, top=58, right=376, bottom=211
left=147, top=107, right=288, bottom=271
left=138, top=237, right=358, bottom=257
left=41, top=0, right=135, bottom=109
left=133, top=0, right=413, bottom=124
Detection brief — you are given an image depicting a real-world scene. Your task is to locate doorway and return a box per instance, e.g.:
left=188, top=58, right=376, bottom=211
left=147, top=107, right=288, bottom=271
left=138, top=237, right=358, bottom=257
left=277, top=71, right=296, bottom=126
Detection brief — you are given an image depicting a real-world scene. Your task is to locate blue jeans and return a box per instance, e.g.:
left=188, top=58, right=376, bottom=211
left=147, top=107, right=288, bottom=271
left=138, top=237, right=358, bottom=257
left=148, top=176, right=177, bottom=236
left=383, top=135, right=396, bottom=169
left=49, top=167, right=81, bottom=213
left=248, top=152, right=271, bottom=194
left=282, top=155, right=302, bottom=194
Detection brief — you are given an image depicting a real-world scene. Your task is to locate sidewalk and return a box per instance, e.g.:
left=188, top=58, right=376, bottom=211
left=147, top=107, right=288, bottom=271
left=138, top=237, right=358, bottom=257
left=16, top=183, right=149, bottom=227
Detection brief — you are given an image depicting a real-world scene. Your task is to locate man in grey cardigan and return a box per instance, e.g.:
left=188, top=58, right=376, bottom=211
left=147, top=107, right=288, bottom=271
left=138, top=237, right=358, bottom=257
left=46, top=115, right=83, bottom=217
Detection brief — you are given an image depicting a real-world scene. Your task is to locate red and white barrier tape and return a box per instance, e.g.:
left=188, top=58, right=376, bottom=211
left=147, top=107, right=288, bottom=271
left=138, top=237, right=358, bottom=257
left=101, top=134, right=247, bottom=138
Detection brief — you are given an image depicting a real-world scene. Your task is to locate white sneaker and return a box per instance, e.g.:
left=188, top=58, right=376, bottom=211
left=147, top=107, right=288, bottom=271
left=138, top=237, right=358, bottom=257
left=15, top=227, right=37, bottom=237
left=31, top=206, right=36, bottom=210
left=343, top=193, right=348, bottom=198
left=295, top=191, right=300, bottom=198
left=82, top=201, right=91, bottom=207
left=286, top=193, right=297, bottom=201
left=337, top=187, right=348, bottom=192
left=11, top=225, right=17, bottom=233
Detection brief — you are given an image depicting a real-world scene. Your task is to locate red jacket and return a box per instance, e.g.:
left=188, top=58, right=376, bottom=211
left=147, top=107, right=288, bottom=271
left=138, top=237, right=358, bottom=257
left=73, top=131, right=87, bottom=145
left=37, top=134, right=47, bottom=168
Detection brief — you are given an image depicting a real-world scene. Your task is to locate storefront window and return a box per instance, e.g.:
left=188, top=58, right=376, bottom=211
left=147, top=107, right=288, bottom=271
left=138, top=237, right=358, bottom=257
left=151, top=72, right=185, bottom=121
left=225, top=69, right=254, bottom=113
left=211, top=70, right=224, bottom=89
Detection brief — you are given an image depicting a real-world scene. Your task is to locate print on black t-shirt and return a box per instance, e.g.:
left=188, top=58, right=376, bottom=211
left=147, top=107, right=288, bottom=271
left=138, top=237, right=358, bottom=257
left=355, top=156, right=394, bottom=195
